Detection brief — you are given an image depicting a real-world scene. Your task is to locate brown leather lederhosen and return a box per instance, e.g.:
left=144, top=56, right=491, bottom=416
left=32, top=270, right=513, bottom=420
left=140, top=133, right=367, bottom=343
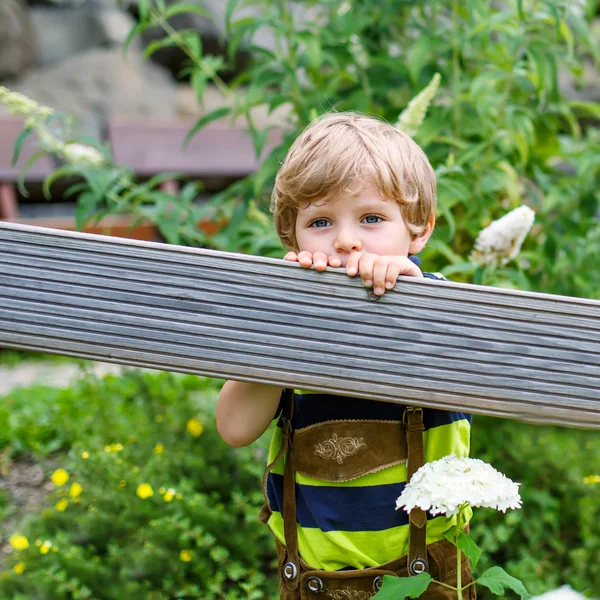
left=260, top=390, right=476, bottom=599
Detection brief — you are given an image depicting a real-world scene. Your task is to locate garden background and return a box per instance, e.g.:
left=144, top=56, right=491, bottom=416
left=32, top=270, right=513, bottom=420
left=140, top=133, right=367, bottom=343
left=0, top=0, right=599, bottom=598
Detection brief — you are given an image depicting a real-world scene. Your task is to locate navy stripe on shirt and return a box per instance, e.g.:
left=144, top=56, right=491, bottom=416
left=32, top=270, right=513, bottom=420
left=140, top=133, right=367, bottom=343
left=266, top=473, right=428, bottom=532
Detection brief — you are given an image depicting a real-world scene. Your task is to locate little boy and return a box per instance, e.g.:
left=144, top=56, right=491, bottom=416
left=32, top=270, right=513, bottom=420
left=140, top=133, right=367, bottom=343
left=216, top=112, right=474, bottom=599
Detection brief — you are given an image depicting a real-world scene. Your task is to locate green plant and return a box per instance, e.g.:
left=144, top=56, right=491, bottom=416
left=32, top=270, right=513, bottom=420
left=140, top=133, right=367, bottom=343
left=0, top=371, right=277, bottom=599
left=470, top=416, right=600, bottom=599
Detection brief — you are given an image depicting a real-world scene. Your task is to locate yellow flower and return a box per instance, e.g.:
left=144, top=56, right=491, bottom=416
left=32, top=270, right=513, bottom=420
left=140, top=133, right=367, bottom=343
left=136, top=483, right=154, bottom=499
left=9, top=534, right=29, bottom=551
left=104, top=445, right=111, bottom=452
left=55, top=499, right=68, bottom=512
left=583, top=475, right=600, bottom=485
left=180, top=549, right=193, bottom=562
left=13, top=562, right=25, bottom=575
left=119, top=480, right=127, bottom=488
left=154, top=443, right=164, bottom=454
left=110, top=443, right=123, bottom=452
left=81, top=451, right=90, bottom=459
left=69, top=483, right=83, bottom=498
left=186, top=419, right=204, bottom=437
left=51, top=469, right=69, bottom=487
left=40, top=541, right=52, bottom=555
left=164, top=488, right=176, bottom=502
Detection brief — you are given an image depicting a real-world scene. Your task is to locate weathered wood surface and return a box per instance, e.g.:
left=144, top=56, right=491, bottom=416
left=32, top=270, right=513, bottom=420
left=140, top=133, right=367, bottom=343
left=0, top=221, right=598, bottom=429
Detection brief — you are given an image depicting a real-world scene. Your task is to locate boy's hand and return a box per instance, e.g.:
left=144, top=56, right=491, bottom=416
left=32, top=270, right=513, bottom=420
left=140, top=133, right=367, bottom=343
left=284, top=251, right=422, bottom=296
left=283, top=251, right=342, bottom=271
left=346, top=252, right=423, bottom=296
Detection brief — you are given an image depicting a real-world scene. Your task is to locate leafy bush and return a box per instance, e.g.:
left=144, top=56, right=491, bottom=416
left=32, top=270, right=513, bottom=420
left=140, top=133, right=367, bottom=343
left=0, top=371, right=277, bottom=600
left=471, top=416, right=600, bottom=598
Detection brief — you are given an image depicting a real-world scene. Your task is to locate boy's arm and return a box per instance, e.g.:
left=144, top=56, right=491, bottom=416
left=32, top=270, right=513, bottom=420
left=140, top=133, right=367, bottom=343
left=216, top=380, right=283, bottom=447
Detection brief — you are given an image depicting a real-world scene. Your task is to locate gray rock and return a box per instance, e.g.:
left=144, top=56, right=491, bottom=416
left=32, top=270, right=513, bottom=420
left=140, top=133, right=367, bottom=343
left=30, top=0, right=138, bottom=66
left=11, top=46, right=178, bottom=138
left=0, top=0, right=37, bottom=80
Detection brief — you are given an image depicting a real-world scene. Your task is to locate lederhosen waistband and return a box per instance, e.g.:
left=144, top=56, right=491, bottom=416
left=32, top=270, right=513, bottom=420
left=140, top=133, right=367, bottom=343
left=259, top=389, right=430, bottom=596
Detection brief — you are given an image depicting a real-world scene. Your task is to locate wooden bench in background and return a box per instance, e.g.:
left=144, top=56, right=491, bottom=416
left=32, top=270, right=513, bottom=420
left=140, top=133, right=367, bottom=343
left=0, top=115, right=284, bottom=240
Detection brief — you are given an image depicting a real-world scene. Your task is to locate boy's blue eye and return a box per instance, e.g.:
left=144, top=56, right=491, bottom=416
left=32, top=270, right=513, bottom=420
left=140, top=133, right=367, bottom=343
left=363, top=215, right=383, bottom=224
left=310, top=219, right=330, bottom=228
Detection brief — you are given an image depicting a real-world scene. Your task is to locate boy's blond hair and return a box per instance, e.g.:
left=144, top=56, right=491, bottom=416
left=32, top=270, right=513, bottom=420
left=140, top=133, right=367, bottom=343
left=271, top=112, right=437, bottom=251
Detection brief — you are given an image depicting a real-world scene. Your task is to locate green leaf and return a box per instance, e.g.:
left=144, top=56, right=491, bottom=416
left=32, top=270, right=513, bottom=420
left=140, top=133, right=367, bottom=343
left=18, top=151, right=51, bottom=198
left=41, top=165, right=76, bottom=200
left=184, top=107, right=231, bottom=147
left=373, top=573, right=433, bottom=599
left=143, top=37, right=179, bottom=60
left=64, top=182, right=88, bottom=198
left=146, top=172, right=183, bottom=189
left=138, top=0, right=150, bottom=21
left=191, top=70, right=209, bottom=102
left=225, top=0, right=240, bottom=35
left=75, top=192, right=100, bottom=231
left=11, top=127, right=34, bottom=166
left=164, top=3, right=210, bottom=19
left=570, top=101, right=600, bottom=120
left=456, top=532, right=482, bottom=569
left=123, top=22, right=152, bottom=56
left=477, top=566, right=532, bottom=599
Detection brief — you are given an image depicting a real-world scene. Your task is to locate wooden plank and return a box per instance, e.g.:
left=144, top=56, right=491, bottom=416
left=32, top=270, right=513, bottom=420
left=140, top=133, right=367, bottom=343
left=0, top=221, right=598, bottom=429
left=107, top=118, right=285, bottom=178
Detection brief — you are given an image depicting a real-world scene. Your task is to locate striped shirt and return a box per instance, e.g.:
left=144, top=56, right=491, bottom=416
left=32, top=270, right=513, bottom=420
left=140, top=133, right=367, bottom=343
left=264, top=273, right=472, bottom=571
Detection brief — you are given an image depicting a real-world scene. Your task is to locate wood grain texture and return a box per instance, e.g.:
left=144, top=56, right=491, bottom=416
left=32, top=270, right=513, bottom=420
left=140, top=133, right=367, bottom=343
left=0, top=221, right=598, bottom=429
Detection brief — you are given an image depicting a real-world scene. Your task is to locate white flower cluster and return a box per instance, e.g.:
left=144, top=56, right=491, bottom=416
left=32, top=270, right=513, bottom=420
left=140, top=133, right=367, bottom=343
left=62, top=143, right=106, bottom=167
left=470, top=205, right=535, bottom=268
left=396, top=73, right=441, bottom=138
left=0, top=86, right=53, bottom=119
left=396, top=454, right=522, bottom=516
left=532, top=586, right=594, bottom=600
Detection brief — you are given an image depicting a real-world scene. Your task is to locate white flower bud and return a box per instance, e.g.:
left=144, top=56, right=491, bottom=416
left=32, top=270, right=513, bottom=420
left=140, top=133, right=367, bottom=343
left=62, top=143, right=105, bottom=167
left=470, top=205, right=535, bottom=268
left=396, top=73, right=441, bottom=137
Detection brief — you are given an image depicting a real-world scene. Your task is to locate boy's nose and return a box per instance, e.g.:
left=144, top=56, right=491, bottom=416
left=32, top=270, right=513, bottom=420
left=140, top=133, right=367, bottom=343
left=334, top=232, right=362, bottom=254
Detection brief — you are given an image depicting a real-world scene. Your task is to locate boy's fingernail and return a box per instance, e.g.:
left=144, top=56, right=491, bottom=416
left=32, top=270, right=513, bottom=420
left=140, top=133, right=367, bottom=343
left=375, top=287, right=384, bottom=295
left=364, top=280, right=372, bottom=287
left=386, top=281, right=394, bottom=289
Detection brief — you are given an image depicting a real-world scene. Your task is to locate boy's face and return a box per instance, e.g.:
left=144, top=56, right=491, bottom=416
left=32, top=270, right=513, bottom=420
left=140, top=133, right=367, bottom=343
left=294, top=185, right=432, bottom=266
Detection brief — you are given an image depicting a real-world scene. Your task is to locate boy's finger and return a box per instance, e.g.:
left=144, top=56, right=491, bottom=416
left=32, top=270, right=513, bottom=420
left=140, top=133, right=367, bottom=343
left=397, top=257, right=423, bottom=278
left=385, top=262, right=402, bottom=290
left=283, top=252, right=298, bottom=262
left=313, top=252, right=329, bottom=271
left=372, top=258, right=389, bottom=295
left=328, top=255, right=342, bottom=268
left=297, top=251, right=314, bottom=268
left=345, top=252, right=361, bottom=276
left=358, top=254, right=376, bottom=287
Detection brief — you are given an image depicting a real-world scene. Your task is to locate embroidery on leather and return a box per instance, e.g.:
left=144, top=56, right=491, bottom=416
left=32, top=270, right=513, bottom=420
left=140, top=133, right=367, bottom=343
left=314, top=433, right=367, bottom=464
left=324, top=587, right=373, bottom=599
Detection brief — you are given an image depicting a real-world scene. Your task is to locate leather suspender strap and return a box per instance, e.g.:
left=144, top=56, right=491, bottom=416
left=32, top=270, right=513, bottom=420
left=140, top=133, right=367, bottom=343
left=259, top=389, right=294, bottom=525
left=279, top=389, right=301, bottom=591
left=405, top=406, right=428, bottom=575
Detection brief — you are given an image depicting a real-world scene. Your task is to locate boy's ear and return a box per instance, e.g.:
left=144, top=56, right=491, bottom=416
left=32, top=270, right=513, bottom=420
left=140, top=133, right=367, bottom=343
left=408, top=213, right=435, bottom=255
